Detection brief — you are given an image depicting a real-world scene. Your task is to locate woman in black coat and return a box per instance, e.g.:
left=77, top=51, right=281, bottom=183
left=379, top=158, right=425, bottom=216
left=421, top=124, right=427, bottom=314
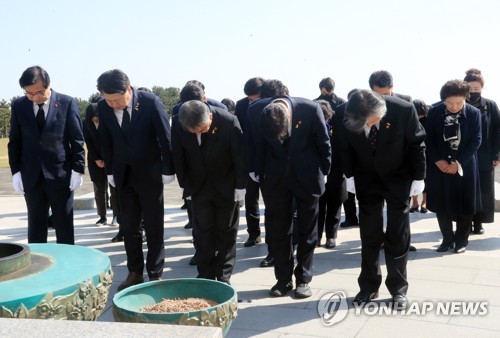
left=426, top=80, right=482, bottom=254
left=464, top=69, right=500, bottom=234
left=83, top=103, right=121, bottom=230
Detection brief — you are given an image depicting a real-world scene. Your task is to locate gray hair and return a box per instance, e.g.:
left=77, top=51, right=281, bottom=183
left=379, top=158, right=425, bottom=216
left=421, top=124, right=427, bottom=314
left=344, top=89, right=386, bottom=134
left=178, top=100, right=211, bottom=132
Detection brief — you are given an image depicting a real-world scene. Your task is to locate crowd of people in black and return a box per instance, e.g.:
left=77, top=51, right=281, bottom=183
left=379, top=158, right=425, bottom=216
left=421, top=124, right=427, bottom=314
left=9, top=65, right=499, bottom=309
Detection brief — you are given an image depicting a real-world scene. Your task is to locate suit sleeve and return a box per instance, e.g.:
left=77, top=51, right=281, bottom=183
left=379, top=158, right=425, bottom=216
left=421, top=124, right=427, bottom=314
left=171, top=117, right=186, bottom=189
left=98, top=108, right=114, bottom=176
left=67, top=98, right=86, bottom=174
left=456, top=108, right=482, bottom=167
left=7, top=104, right=21, bottom=175
left=489, top=101, right=500, bottom=161
left=83, top=122, right=99, bottom=162
left=312, top=103, right=332, bottom=175
left=152, top=97, right=175, bottom=175
left=245, top=106, right=257, bottom=173
left=405, top=104, right=426, bottom=180
left=338, top=112, right=355, bottom=178
left=424, top=108, right=441, bottom=165
left=230, top=115, right=247, bottom=190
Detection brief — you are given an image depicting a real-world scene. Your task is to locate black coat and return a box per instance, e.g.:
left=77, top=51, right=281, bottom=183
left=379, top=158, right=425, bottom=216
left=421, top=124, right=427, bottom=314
left=315, top=93, right=346, bottom=111
left=474, top=97, right=500, bottom=170
left=83, top=118, right=106, bottom=183
left=426, top=103, right=482, bottom=215
left=98, top=88, right=174, bottom=189
left=339, top=96, right=426, bottom=202
left=171, top=106, right=247, bottom=200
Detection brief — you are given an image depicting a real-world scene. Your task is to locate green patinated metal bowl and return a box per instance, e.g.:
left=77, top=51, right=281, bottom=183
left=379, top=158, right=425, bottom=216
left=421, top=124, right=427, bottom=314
left=112, top=278, right=238, bottom=336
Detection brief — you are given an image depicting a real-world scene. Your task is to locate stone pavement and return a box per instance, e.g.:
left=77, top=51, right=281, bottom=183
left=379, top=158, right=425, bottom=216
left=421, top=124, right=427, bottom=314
left=0, top=187, right=499, bottom=338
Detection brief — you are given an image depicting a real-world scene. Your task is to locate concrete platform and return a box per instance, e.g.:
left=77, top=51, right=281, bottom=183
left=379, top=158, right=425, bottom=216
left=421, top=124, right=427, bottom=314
left=0, top=193, right=499, bottom=337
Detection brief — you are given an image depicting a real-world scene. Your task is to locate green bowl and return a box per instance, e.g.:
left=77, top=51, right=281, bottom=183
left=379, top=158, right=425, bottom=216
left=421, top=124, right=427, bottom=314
left=112, top=278, right=238, bottom=336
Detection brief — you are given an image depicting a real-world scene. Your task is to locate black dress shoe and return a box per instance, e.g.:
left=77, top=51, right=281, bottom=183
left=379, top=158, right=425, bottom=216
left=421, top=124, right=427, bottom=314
left=295, top=283, right=312, bottom=298
left=189, top=256, right=199, bottom=266
left=111, top=234, right=124, bottom=243
left=325, top=238, right=336, bottom=249
left=473, top=223, right=485, bottom=235
left=184, top=222, right=192, bottom=229
left=316, top=239, right=322, bottom=247
left=270, top=280, right=293, bottom=297
left=180, top=202, right=188, bottom=210
left=353, top=290, right=379, bottom=306
left=95, top=217, right=107, bottom=226
left=118, top=272, right=144, bottom=291
left=409, top=207, right=419, bottom=213
left=244, top=235, right=261, bottom=247
left=149, top=276, right=161, bottom=282
left=409, top=245, right=417, bottom=252
left=260, top=255, right=274, bottom=267
left=420, top=207, right=428, bottom=213
left=454, top=245, right=466, bottom=254
left=436, top=242, right=454, bottom=252
left=392, top=294, right=408, bottom=310
left=340, top=219, right=359, bottom=228
left=217, top=277, right=231, bottom=285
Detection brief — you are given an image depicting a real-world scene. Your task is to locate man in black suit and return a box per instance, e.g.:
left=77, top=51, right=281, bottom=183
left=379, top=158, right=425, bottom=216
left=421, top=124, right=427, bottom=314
left=339, top=90, right=426, bottom=309
left=234, top=77, right=265, bottom=247
left=97, top=69, right=175, bottom=291
left=9, top=66, right=85, bottom=245
left=369, top=70, right=412, bottom=102
left=315, top=77, right=346, bottom=111
left=172, top=80, right=227, bottom=116
left=172, top=100, right=246, bottom=283
left=251, top=96, right=331, bottom=298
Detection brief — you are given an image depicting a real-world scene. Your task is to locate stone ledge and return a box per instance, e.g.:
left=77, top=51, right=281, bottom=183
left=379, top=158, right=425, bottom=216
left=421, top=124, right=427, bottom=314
left=74, top=193, right=95, bottom=210
left=0, top=318, right=223, bottom=338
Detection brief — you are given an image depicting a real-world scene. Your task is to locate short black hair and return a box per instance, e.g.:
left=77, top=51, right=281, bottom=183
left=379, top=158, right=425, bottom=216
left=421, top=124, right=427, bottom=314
left=221, top=98, right=236, bottom=113
left=347, top=88, right=360, bottom=99
left=344, top=89, right=387, bottom=134
left=137, top=87, right=152, bottom=93
left=260, top=103, right=289, bottom=140
left=440, top=80, right=470, bottom=101
left=97, top=69, right=130, bottom=94
left=244, top=77, right=265, bottom=96
left=369, top=70, right=393, bottom=89
left=19, top=66, right=50, bottom=88
left=314, top=99, right=334, bottom=121
left=185, top=80, right=205, bottom=91
left=178, top=100, right=211, bottom=132
left=412, top=99, right=429, bottom=117
left=180, top=84, right=205, bottom=103
left=319, top=77, right=335, bottom=92
left=261, top=79, right=288, bottom=99
left=464, top=68, right=484, bottom=87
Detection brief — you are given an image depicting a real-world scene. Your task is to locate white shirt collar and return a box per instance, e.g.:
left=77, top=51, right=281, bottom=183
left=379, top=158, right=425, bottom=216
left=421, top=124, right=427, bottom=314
left=364, top=121, right=380, bottom=138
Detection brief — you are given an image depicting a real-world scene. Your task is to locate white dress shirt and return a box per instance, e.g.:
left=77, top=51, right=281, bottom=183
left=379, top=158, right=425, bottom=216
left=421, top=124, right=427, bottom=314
left=364, top=122, right=380, bottom=138
left=113, top=102, right=133, bottom=127
left=32, top=97, right=51, bottom=118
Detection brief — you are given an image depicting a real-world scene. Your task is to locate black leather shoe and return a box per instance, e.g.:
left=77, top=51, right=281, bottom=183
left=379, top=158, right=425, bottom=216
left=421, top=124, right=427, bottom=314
left=95, top=217, right=107, bottom=226
left=409, top=245, right=417, bottom=252
left=409, top=207, right=419, bottom=213
left=149, top=276, right=161, bottom=282
left=184, top=222, right=192, bottom=229
left=454, top=245, right=466, bottom=254
left=260, top=255, right=274, bottom=267
left=436, top=242, right=454, bottom=252
left=244, top=235, right=261, bottom=247
left=189, top=256, right=199, bottom=266
left=325, top=238, right=336, bottom=249
left=111, top=234, right=124, bottom=243
left=180, top=202, right=187, bottom=210
left=420, top=207, right=428, bottom=213
left=270, top=280, right=293, bottom=297
left=340, top=219, right=359, bottom=228
left=118, top=272, right=144, bottom=291
left=217, top=277, right=231, bottom=285
left=392, top=294, right=408, bottom=310
left=295, top=283, right=312, bottom=298
left=473, top=223, right=485, bottom=235
left=353, top=290, right=379, bottom=306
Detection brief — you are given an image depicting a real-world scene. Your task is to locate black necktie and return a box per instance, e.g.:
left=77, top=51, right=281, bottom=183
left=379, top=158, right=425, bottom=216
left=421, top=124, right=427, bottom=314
left=122, top=107, right=130, bottom=129
left=36, top=104, right=45, bottom=131
left=368, top=125, right=378, bottom=151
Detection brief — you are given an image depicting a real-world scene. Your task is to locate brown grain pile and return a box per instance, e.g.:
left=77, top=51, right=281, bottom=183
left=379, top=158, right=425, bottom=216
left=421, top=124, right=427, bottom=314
left=141, top=297, right=217, bottom=313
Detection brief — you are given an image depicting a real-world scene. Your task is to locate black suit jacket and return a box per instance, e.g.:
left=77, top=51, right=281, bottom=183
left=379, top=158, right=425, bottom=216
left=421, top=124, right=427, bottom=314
left=171, top=106, right=247, bottom=200
left=339, top=96, right=426, bottom=201
left=8, top=91, right=85, bottom=191
left=393, top=92, right=412, bottom=103
left=250, top=96, right=331, bottom=199
left=235, top=97, right=250, bottom=134
left=98, top=88, right=174, bottom=189
left=83, top=118, right=106, bottom=183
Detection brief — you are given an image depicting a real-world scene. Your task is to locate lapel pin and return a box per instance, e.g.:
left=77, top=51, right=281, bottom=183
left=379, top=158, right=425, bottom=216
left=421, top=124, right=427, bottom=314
left=386, top=123, right=391, bottom=129
left=134, top=102, right=139, bottom=111
left=211, top=127, right=218, bottom=134
left=54, top=103, right=59, bottom=108
left=295, top=121, right=302, bottom=129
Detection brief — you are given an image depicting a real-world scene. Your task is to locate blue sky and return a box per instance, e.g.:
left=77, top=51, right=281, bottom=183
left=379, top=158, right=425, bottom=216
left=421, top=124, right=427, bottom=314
left=1, top=0, right=499, bottom=105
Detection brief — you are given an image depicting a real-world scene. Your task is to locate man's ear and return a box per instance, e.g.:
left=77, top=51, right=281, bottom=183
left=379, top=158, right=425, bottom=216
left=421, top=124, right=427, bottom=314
left=203, top=96, right=207, bottom=103
left=209, top=113, right=213, bottom=122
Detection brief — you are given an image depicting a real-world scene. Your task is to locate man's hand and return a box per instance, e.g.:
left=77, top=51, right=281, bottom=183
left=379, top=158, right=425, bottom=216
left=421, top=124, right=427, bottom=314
left=249, top=172, right=259, bottom=183
left=162, top=174, right=175, bottom=185
left=435, top=160, right=449, bottom=173
left=69, top=170, right=83, bottom=191
left=95, top=160, right=105, bottom=168
left=493, top=160, right=500, bottom=168
left=12, top=172, right=24, bottom=194
left=107, top=175, right=116, bottom=187
left=409, top=180, right=425, bottom=197
left=234, top=189, right=246, bottom=203
left=443, top=162, right=459, bottom=175
left=346, top=177, right=356, bottom=194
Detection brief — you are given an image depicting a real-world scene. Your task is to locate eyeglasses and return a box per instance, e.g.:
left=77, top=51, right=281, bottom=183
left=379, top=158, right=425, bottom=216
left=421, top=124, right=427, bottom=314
left=24, top=89, right=47, bottom=97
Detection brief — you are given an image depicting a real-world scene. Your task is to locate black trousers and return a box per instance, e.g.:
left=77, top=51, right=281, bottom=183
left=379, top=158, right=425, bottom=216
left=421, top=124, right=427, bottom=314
left=118, top=168, right=165, bottom=279
left=357, top=181, right=410, bottom=296
left=92, top=179, right=119, bottom=218
left=245, top=177, right=262, bottom=237
left=262, top=185, right=319, bottom=284
left=436, top=213, right=472, bottom=247
left=24, top=175, right=74, bottom=244
left=191, top=187, right=239, bottom=280
left=318, top=190, right=342, bottom=240
left=343, top=192, right=359, bottom=223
